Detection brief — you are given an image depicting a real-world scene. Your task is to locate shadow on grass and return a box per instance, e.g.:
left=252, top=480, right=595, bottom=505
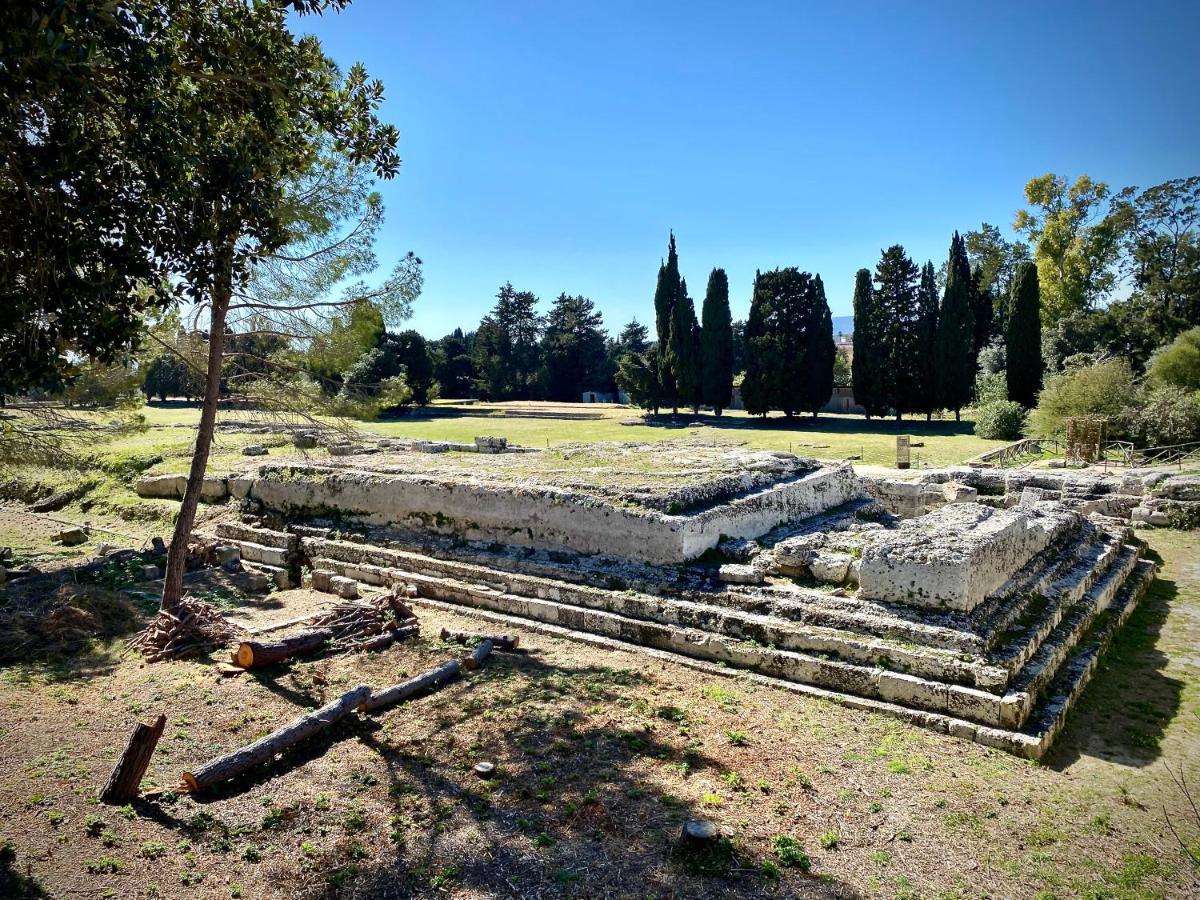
left=1047, top=547, right=1185, bottom=769
left=0, top=841, right=50, bottom=899
left=314, top=648, right=855, bottom=899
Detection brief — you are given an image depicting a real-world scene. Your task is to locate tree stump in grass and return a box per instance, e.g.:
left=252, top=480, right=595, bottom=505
left=99, top=714, right=166, bottom=804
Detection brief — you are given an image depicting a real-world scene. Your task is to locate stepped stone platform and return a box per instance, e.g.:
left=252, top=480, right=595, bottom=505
left=170, top=440, right=1162, bottom=758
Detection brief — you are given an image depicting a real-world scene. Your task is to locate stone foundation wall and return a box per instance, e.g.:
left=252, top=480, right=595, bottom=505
left=239, top=462, right=863, bottom=565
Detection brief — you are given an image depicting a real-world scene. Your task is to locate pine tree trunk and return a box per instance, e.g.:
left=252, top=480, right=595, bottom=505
left=160, top=242, right=234, bottom=615
left=926, top=412, right=932, bottom=422
left=99, top=714, right=166, bottom=804
left=955, top=408, right=961, bottom=422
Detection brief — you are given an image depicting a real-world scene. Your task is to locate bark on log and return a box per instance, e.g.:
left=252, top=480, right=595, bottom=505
left=361, top=660, right=461, bottom=714
left=351, top=624, right=418, bottom=654
left=235, top=627, right=334, bottom=669
left=440, top=627, right=518, bottom=651
left=99, top=714, right=166, bottom=804
left=461, top=639, right=495, bottom=671
left=182, top=685, right=371, bottom=793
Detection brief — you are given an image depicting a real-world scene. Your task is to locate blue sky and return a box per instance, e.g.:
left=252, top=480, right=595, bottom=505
left=295, top=1, right=1200, bottom=339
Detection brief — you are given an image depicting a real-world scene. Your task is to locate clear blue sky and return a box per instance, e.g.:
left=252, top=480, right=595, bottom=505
left=295, top=0, right=1200, bottom=339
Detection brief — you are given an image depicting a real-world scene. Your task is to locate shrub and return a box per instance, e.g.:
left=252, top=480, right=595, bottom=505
left=974, top=370, right=1007, bottom=405
left=1148, top=327, right=1200, bottom=391
left=1118, top=386, right=1200, bottom=447
left=974, top=400, right=1026, bottom=440
left=1028, top=358, right=1134, bottom=438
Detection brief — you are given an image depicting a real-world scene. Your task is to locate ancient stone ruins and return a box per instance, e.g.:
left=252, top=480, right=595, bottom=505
left=140, top=438, right=1200, bottom=758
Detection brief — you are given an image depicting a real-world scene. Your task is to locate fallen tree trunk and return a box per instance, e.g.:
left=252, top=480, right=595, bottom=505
left=349, top=624, right=419, bottom=654
left=461, top=639, right=494, bottom=671
left=234, top=627, right=334, bottom=669
left=363, top=640, right=494, bottom=713
left=99, top=714, right=166, bottom=804
left=182, top=684, right=371, bottom=793
left=440, top=627, right=519, bottom=651
left=361, top=659, right=462, bottom=713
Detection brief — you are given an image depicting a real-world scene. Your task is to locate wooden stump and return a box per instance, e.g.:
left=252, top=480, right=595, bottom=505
left=182, top=685, right=371, bottom=793
left=99, top=714, right=166, bottom=805
left=440, top=627, right=519, bottom=651
left=234, top=627, right=334, bottom=669
left=461, top=639, right=494, bottom=671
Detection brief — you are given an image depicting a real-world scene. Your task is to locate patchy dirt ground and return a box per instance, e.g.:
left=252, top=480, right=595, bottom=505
left=1, top=507, right=1198, bottom=899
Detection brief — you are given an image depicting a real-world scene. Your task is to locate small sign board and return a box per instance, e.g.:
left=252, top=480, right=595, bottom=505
left=896, top=435, right=911, bottom=470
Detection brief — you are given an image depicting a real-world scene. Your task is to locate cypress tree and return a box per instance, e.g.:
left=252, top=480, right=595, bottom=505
left=851, top=268, right=888, bottom=418
left=873, top=245, right=920, bottom=421
left=742, top=270, right=774, bottom=416
left=800, top=274, right=836, bottom=418
left=667, top=278, right=702, bottom=414
left=653, top=232, right=679, bottom=413
left=913, top=261, right=940, bottom=420
left=700, top=268, right=734, bottom=415
left=1006, top=261, right=1043, bottom=407
left=970, top=265, right=994, bottom=354
left=934, top=232, right=977, bottom=420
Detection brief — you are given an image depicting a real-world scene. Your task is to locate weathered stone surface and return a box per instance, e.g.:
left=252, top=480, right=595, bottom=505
left=310, top=568, right=335, bottom=592
left=136, top=474, right=186, bottom=499
left=292, top=432, right=319, bottom=449
left=941, top=481, right=978, bottom=503
left=141, top=565, right=161, bottom=580
left=809, top=550, right=852, bottom=585
left=53, top=527, right=87, bottom=546
left=242, top=445, right=268, bottom=456
left=474, top=435, right=508, bottom=453
left=1159, top=475, right=1200, bottom=501
left=858, top=502, right=1078, bottom=612
left=329, top=575, right=359, bottom=599
left=718, top=563, right=764, bottom=585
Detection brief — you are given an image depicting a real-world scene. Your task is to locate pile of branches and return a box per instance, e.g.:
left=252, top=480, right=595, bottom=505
left=0, top=584, right=143, bottom=663
left=127, top=595, right=239, bottom=662
left=308, top=588, right=418, bottom=651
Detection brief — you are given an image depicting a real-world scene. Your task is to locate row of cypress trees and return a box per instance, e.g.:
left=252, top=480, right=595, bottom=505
left=852, top=233, right=1044, bottom=420
left=646, top=232, right=735, bottom=414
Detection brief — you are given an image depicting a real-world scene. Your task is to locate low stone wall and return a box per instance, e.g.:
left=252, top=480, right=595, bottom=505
left=238, top=462, right=863, bottom=565
left=857, top=502, right=1079, bottom=612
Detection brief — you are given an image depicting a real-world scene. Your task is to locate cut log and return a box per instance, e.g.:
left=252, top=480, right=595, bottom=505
left=99, top=714, right=166, bottom=804
left=361, top=659, right=462, bottom=714
left=182, top=684, right=371, bottom=793
left=440, top=627, right=518, bottom=651
left=234, top=627, right=334, bottom=669
left=461, top=639, right=494, bottom=671
left=350, top=624, right=419, bottom=654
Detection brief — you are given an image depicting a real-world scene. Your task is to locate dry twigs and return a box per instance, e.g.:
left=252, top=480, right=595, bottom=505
left=127, top=595, right=238, bottom=662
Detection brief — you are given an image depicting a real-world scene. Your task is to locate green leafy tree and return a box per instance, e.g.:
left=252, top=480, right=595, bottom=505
left=873, top=246, right=921, bottom=420
left=382, top=330, right=435, bottom=405
left=912, top=261, right=940, bottom=420
left=1029, top=358, right=1134, bottom=438
left=851, top=268, right=889, bottom=418
left=1014, top=174, right=1124, bottom=325
left=652, top=233, right=684, bottom=412
left=540, top=293, right=608, bottom=401
left=934, top=233, right=976, bottom=420
left=970, top=266, right=994, bottom=354
left=1005, top=262, right=1043, bottom=407
left=700, top=269, right=734, bottom=416
left=304, top=300, right=387, bottom=393
left=432, top=328, right=475, bottom=398
left=616, top=319, right=650, bottom=356
left=615, top=351, right=660, bottom=410
left=471, top=283, right=542, bottom=399
left=741, top=271, right=773, bottom=416
left=800, top=275, right=835, bottom=418
left=667, top=279, right=702, bottom=414
left=963, top=222, right=1030, bottom=306
left=1148, top=327, right=1200, bottom=390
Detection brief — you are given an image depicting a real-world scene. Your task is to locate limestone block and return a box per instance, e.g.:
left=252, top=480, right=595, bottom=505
left=212, top=545, right=241, bottom=566
left=53, top=527, right=87, bottom=546
left=328, top=443, right=357, bottom=457
left=809, top=551, right=852, bottom=585
left=141, top=565, right=161, bottom=580
left=474, top=435, right=508, bottom=453
left=242, top=444, right=268, bottom=456
left=1019, top=486, right=1053, bottom=507
left=228, top=475, right=255, bottom=500
left=199, top=477, right=229, bottom=501
left=772, top=533, right=824, bottom=573
left=941, top=482, right=978, bottom=504
left=244, top=572, right=271, bottom=592
left=292, top=431, right=319, bottom=449
left=329, top=575, right=359, bottom=599
left=1160, top=475, right=1200, bottom=502
left=310, top=568, right=335, bottom=592
left=136, top=474, right=186, bottom=499
left=718, top=563, right=764, bottom=585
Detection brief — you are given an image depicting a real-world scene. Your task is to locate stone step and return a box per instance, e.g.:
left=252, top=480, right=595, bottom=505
left=224, top=538, right=291, bottom=569
left=216, top=521, right=299, bottom=552
left=1009, top=544, right=1145, bottom=702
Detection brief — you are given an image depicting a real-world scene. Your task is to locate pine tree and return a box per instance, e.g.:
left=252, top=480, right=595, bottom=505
left=851, top=268, right=888, bottom=418
left=653, top=232, right=680, bottom=412
left=934, top=232, right=977, bottom=420
left=873, top=245, right=921, bottom=421
left=700, top=268, right=734, bottom=415
left=540, top=293, right=608, bottom=402
left=1006, top=261, right=1043, bottom=407
left=913, top=261, right=940, bottom=420
left=800, top=275, right=836, bottom=418
left=742, top=270, right=774, bottom=416
left=667, top=277, right=702, bottom=414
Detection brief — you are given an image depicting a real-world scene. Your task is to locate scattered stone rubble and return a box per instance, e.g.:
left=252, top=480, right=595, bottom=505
left=139, top=440, right=1190, bottom=758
